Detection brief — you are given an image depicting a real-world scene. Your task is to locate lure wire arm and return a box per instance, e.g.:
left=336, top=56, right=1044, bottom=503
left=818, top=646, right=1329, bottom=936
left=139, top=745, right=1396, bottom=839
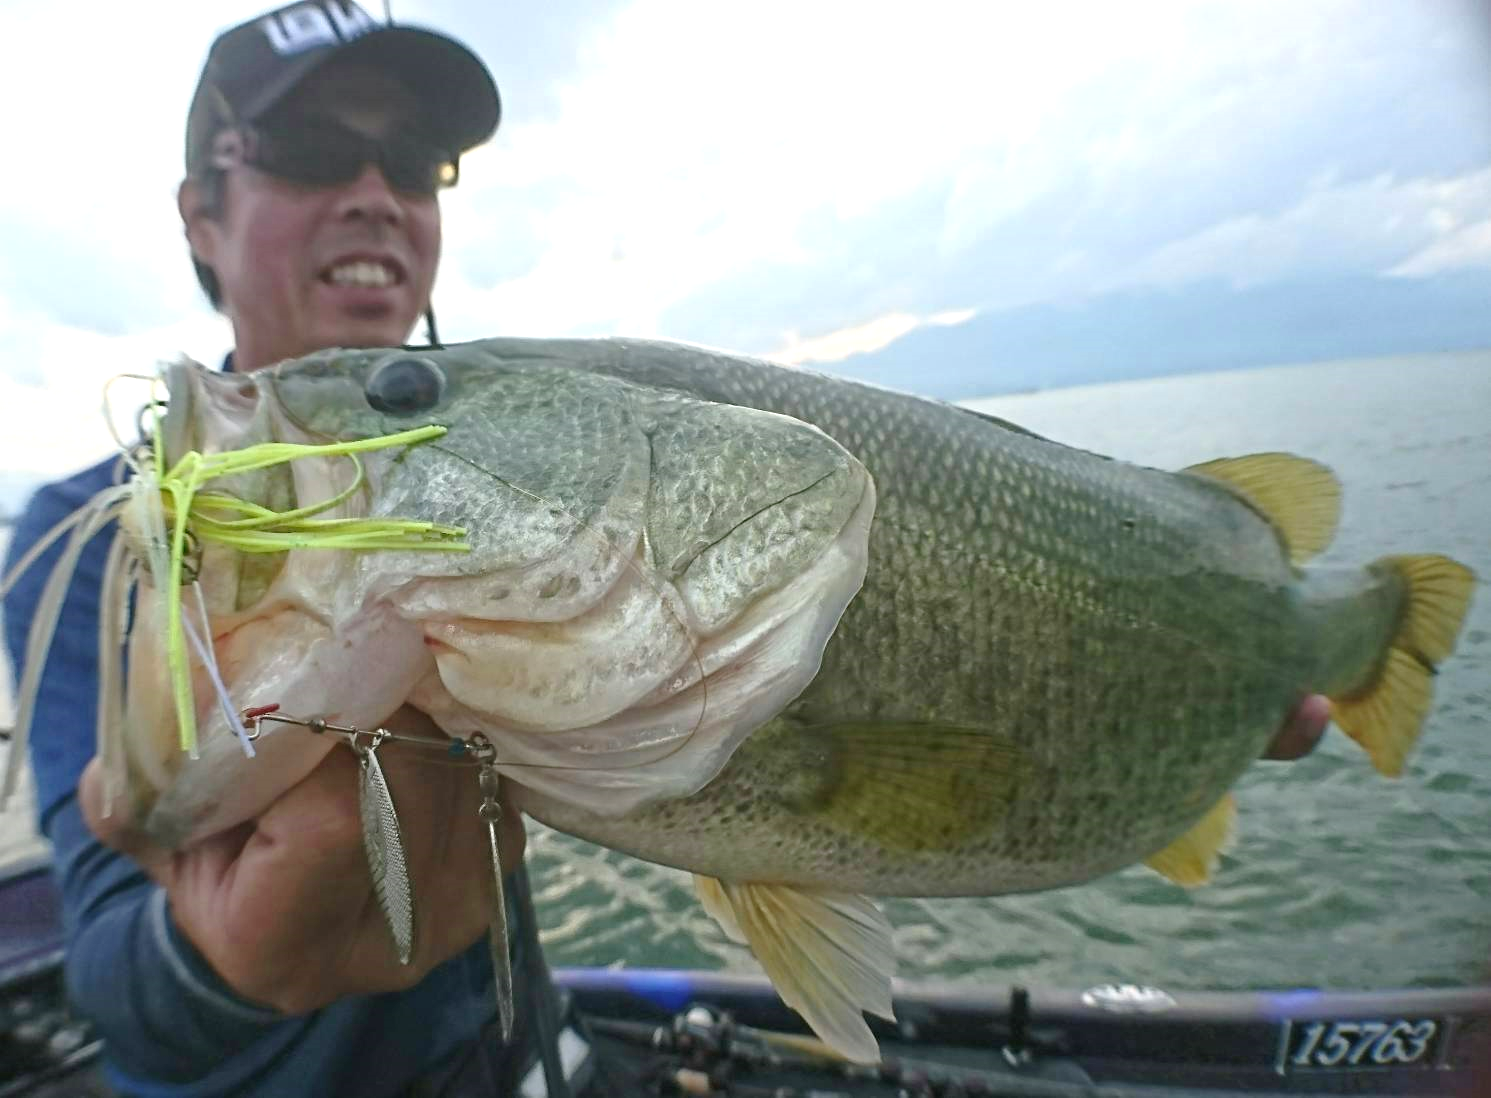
left=238, top=705, right=496, bottom=763
left=237, top=703, right=516, bottom=1041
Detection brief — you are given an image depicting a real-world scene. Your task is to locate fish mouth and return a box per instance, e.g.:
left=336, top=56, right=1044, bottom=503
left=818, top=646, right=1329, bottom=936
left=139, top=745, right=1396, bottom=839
left=120, top=363, right=383, bottom=845
left=159, top=359, right=265, bottom=461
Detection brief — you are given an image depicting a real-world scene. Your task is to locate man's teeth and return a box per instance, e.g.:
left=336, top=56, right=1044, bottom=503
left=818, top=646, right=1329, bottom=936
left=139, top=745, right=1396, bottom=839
left=327, top=261, right=396, bottom=288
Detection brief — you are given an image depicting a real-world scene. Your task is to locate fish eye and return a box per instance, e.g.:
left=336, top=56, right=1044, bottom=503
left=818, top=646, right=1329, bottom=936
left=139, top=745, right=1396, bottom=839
left=365, top=356, right=446, bottom=415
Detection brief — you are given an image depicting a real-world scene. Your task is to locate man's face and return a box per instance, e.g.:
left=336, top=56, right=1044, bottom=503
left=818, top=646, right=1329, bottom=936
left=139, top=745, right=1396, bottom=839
left=181, top=63, right=442, bottom=372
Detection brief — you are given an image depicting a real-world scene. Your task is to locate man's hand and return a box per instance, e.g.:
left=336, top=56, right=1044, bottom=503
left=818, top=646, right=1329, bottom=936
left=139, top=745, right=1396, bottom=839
left=1262, top=693, right=1331, bottom=760
left=80, top=705, right=525, bottom=1015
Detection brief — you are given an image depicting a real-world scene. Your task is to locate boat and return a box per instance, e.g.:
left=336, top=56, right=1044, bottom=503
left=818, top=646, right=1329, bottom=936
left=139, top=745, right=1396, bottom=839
left=3, top=856, right=1486, bottom=1097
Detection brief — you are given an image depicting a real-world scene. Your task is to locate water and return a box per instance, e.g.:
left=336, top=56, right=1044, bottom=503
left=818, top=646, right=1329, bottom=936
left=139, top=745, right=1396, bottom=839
left=2, top=351, right=1488, bottom=992
left=524, top=350, right=1491, bottom=992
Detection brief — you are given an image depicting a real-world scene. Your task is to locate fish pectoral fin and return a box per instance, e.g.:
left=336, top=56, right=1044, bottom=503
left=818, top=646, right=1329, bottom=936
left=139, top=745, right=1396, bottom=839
left=1143, top=792, right=1237, bottom=887
left=694, top=876, right=894, bottom=1063
left=1329, top=553, right=1475, bottom=776
left=776, top=721, right=1029, bottom=852
left=1182, top=453, right=1341, bottom=565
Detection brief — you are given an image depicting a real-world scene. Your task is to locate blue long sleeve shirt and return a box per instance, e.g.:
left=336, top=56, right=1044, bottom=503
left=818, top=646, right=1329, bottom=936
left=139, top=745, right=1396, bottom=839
left=3, top=453, right=510, bottom=1097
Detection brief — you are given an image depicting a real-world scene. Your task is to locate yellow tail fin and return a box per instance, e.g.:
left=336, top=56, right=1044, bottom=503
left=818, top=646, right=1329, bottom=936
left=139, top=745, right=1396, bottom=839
left=1330, top=554, right=1476, bottom=777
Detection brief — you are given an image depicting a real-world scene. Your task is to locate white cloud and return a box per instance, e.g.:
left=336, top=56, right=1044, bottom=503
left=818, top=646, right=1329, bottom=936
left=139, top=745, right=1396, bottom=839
left=1107, top=168, right=1491, bottom=292
left=434, top=0, right=1224, bottom=341
left=1388, top=218, right=1491, bottom=277
left=4, top=313, right=231, bottom=485
left=773, top=314, right=920, bottom=367
left=0, top=0, right=1487, bottom=505
left=772, top=308, right=977, bottom=367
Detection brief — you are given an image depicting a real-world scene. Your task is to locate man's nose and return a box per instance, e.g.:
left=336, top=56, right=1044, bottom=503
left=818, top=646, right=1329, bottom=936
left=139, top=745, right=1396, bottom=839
left=332, top=164, right=404, bottom=224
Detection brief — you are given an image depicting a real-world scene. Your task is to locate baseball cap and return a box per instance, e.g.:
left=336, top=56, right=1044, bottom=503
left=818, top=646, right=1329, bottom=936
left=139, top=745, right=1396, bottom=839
left=185, top=0, right=500, bottom=175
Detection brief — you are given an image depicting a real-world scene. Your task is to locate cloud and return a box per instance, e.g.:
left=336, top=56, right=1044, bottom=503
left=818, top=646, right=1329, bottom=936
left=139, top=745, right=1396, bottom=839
left=1109, top=168, right=1491, bottom=292
left=772, top=308, right=977, bottom=367
left=1, top=0, right=1488, bottom=506
left=432, top=0, right=1248, bottom=341
left=1388, top=217, right=1491, bottom=277
left=428, top=0, right=1491, bottom=359
left=3, top=312, right=229, bottom=484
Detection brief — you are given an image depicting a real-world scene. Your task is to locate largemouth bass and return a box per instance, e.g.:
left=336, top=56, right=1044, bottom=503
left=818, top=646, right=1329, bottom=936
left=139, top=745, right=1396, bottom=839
left=12, top=337, right=1475, bottom=1061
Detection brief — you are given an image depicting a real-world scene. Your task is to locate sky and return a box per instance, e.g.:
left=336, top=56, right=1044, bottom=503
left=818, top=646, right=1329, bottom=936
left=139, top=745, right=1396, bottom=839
left=1, top=0, right=1489, bottom=513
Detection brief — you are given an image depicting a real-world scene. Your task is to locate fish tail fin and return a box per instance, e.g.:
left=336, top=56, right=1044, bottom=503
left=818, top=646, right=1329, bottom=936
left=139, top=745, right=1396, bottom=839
left=1329, top=554, right=1475, bottom=777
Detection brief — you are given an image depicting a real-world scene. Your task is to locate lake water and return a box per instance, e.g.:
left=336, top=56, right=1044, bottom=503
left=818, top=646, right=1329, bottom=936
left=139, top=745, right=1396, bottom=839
left=2, top=350, right=1488, bottom=992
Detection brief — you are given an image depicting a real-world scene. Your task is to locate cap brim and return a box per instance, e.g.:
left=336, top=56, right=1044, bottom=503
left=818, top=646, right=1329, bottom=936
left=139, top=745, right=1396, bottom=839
left=240, top=25, right=500, bottom=154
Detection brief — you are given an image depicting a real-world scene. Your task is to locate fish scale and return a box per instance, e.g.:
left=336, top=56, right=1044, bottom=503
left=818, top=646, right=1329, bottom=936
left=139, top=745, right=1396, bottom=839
left=495, top=337, right=1434, bottom=893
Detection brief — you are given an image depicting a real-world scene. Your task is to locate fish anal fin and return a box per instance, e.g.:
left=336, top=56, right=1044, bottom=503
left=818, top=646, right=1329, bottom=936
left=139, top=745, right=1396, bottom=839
left=772, top=721, right=1029, bottom=853
left=1183, top=453, right=1341, bottom=565
left=1144, top=792, right=1237, bottom=887
left=694, top=876, right=893, bottom=1063
left=1329, top=554, right=1474, bottom=777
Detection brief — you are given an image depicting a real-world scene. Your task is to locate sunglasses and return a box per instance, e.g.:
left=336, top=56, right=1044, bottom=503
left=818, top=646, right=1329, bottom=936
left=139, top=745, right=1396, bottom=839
left=210, top=115, right=460, bottom=197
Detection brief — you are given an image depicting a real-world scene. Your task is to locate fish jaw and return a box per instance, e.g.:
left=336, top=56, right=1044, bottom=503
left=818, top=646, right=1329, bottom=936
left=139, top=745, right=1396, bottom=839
left=108, top=360, right=409, bottom=845
left=134, top=601, right=432, bottom=847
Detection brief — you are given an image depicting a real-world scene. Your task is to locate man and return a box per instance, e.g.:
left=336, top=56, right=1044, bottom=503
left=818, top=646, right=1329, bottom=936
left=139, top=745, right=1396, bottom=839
left=4, top=3, right=533, bottom=1094
left=2, top=2, right=1330, bottom=1094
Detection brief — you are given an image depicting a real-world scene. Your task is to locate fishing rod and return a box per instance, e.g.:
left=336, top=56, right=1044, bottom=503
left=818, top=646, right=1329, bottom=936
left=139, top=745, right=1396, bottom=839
left=585, top=1000, right=1365, bottom=1098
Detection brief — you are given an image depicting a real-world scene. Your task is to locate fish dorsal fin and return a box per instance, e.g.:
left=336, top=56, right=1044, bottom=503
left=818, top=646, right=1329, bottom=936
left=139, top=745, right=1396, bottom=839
left=695, top=876, right=894, bottom=1063
left=1143, top=792, right=1237, bottom=887
left=1183, top=454, right=1341, bottom=565
left=772, top=721, right=1030, bottom=852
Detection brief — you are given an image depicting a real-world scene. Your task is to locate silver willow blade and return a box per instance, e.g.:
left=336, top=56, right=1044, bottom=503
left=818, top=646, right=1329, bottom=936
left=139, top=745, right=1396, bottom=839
left=357, top=736, right=416, bottom=965
left=478, top=757, right=515, bottom=1042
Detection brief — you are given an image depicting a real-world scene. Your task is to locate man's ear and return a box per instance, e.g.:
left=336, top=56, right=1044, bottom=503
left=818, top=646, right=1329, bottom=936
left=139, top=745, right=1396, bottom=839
left=178, top=177, right=220, bottom=267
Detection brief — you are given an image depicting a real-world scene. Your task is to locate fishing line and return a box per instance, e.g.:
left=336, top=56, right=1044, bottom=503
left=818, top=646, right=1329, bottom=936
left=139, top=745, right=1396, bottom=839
left=0, top=486, right=132, bottom=807
left=181, top=584, right=255, bottom=758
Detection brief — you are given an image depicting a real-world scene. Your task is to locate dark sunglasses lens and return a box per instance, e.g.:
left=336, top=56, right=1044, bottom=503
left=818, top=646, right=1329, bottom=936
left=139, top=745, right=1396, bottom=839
left=381, top=134, right=457, bottom=196
left=254, top=123, right=367, bottom=186
left=250, top=121, right=455, bottom=196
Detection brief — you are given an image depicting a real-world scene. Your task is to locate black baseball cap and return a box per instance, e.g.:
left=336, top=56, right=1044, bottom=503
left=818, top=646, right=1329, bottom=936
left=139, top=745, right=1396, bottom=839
left=185, top=0, right=500, bottom=175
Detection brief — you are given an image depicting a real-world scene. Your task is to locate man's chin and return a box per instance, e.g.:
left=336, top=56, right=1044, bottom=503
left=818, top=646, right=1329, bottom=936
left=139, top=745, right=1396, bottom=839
left=313, top=314, right=420, bottom=352
left=309, top=281, right=422, bottom=349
